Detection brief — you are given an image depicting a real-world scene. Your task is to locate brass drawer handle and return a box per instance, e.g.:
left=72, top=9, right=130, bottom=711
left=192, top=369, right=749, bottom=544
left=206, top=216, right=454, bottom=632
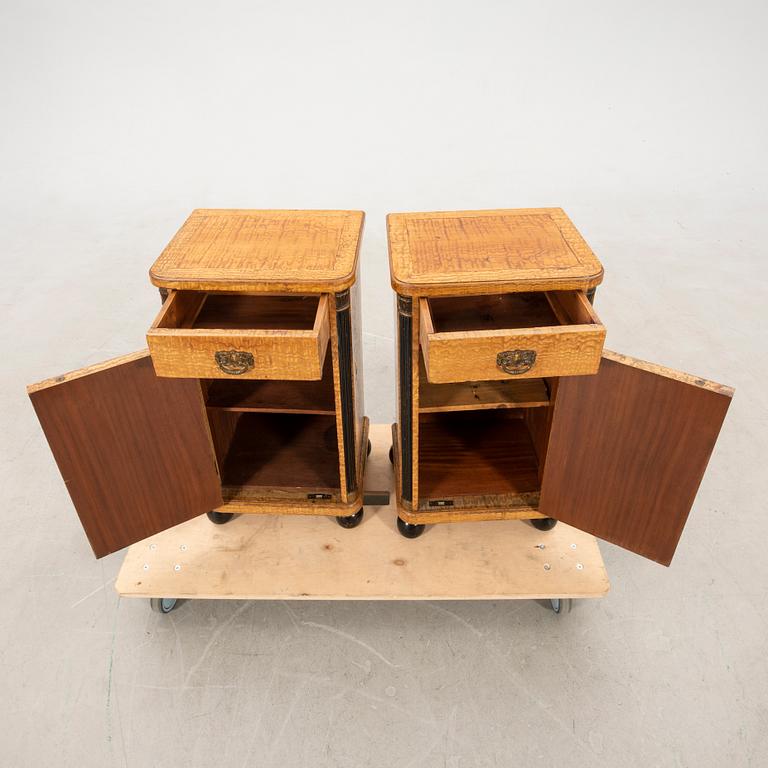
left=496, top=349, right=536, bottom=375
left=214, top=350, right=254, bottom=375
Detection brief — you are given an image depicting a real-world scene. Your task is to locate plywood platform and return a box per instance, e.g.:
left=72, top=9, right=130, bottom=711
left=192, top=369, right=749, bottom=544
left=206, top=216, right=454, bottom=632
left=116, top=424, right=610, bottom=601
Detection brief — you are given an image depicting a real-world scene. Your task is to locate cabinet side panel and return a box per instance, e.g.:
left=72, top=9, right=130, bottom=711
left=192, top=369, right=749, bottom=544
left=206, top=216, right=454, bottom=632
left=335, top=289, right=358, bottom=495
left=397, top=295, right=414, bottom=502
left=28, top=353, right=222, bottom=558
left=350, top=271, right=365, bottom=480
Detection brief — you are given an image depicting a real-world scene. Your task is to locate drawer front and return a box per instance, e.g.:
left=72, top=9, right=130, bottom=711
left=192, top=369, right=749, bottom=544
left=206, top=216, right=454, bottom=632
left=419, top=293, right=605, bottom=383
left=147, top=292, right=330, bottom=380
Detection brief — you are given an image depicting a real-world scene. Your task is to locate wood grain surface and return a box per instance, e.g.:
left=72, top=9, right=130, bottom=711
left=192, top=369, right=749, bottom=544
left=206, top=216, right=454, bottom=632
left=116, top=424, right=610, bottom=601
left=418, top=356, right=550, bottom=412
left=388, top=208, right=604, bottom=296
left=418, top=410, right=540, bottom=499
left=204, top=355, right=335, bottom=414
left=540, top=350, right=734, bottom=565
left=149, top=209, right=365, bottom=293
left=214, top=412, right=341, bottom=490
left=27, top=351, right=222, bottom=558
left=147, top=292, right=330, bottom=380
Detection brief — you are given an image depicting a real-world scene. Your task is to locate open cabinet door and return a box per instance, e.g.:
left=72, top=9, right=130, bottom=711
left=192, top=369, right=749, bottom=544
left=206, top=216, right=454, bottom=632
left=539, top=350, right=733, bottom=565
left=28, top=350, right=222, bottom=558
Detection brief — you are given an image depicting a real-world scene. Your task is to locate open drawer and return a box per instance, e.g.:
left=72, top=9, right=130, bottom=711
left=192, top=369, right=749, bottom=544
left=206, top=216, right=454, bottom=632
left=147, top=291, right=330, bottom=380
left=419, top=291, right=605, bottom=383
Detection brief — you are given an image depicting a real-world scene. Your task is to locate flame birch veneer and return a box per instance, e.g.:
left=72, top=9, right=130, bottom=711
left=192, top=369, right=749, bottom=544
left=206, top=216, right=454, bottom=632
left=28, top=209, right=370, bottom=558
left=387, top=208, right=733, bottom=565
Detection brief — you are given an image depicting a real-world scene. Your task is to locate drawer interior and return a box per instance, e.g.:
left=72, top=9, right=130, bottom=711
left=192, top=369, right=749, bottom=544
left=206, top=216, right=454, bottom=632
left=155, top=291, right=322, bottom=331
left=425, top=290, right=597, bottom=334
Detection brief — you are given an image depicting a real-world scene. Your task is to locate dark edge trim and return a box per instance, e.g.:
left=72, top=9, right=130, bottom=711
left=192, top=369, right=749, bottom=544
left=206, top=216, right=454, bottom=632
left=397, top=294, right=413, bottom=502
left=586, top=287, right=597, bottom=305
left=158, top=287, right=169, bottom=305
left=335, top=289, right=357, bottom=495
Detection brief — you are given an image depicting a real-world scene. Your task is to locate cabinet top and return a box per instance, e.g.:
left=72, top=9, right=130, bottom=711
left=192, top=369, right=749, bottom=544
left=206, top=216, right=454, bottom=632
left=387, top=208, right=603, bottom=296
left=150, top=209, right=365, bottom=293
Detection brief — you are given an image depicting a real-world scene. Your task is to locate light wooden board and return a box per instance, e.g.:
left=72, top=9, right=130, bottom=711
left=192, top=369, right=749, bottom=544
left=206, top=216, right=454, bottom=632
left=116, top=424, right=610, bottom=600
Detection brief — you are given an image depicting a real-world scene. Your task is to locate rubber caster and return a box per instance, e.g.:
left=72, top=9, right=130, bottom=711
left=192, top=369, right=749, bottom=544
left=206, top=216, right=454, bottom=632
left=150, top=597, right=177, bottom=614
left=531, top=517, right=557, bottom=531
left=550, top=598, right=572, bottom=615
left=336, top=508, right=364, bottom=529
left=397, top=517, right=425, bottom=539
left=207, top=511, right=234, bottom=525
left=367, top=439, right=372, bottom=457
left=388, top=446, right=394, bottom=465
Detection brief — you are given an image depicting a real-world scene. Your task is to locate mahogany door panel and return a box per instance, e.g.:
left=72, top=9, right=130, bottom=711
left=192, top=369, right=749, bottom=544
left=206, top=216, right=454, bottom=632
left=28, top=351, right=222, bottom=558
left=539, top=350, right=733, bottom=565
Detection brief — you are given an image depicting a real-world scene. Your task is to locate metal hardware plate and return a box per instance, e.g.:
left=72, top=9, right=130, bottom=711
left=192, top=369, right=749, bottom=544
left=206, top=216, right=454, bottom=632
left=496, top=349, right=536, bottom=375
left=214, top=350, right=255, bottom=375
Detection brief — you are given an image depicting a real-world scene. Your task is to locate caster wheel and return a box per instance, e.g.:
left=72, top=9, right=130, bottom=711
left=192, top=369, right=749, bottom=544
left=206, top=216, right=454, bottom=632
left=150, top=597, right=177, bottom=614
left=550, top=598, right=572, bottom=615
left=530, top=517, right=557, bottom=531
left=336, top=508, right=364, bottom=529
left=388, top=446, right=394, bottom=465
left=367, top=439, right=372, bottom=457
left=397, top=517, right=425, bottom=539
left=207, top=511, right=234, bottom=525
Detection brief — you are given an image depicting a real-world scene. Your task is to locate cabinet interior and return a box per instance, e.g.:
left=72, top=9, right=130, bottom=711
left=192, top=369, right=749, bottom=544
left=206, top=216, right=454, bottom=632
left=201, top=353, right=340, bottom=495
left=417, top=292, right=566, bottom=508
left=418, top=406, right=552, bottom=504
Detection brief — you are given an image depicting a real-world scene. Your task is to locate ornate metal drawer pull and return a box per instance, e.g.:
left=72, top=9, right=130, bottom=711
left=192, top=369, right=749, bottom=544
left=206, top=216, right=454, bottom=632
left=214, top=350, right=254, bottom=375
left=496, top=349, right=536, bottom=375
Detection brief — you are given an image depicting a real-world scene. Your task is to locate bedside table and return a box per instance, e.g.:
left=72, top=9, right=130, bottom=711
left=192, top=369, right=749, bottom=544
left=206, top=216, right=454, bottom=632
left=28, top=209, right=369, bottom=558
left=387, top=208, right=733, bottom=566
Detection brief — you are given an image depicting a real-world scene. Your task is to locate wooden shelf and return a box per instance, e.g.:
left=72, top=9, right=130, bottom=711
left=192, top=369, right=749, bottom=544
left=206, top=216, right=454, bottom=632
left=205, top=358, right=335, bottom=414
left=218, top=412, right=340, bottom=491
left=419, top=357, right=549, bottom=412
left=418, top=410, right=540, bottom=499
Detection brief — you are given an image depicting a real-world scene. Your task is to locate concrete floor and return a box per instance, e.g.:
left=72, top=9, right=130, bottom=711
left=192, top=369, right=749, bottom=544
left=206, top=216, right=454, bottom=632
left=1, top=1, right=766, bottom=766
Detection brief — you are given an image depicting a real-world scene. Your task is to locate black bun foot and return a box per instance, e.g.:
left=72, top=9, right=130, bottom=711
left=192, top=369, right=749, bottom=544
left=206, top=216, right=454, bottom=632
left=207, top=511, right=234, bottom=525
left=397, top=517, right=425, bottom=539
left=336, top=508, right=364, bottom=529
left=530, top=517, right=558, bottom=531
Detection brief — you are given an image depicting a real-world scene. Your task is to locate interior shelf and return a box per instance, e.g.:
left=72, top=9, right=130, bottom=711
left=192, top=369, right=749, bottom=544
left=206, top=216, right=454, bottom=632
left=211, top=412, right=341, bottom=491
left=418, top=357, right=549, bottom=413
left=205, top=357, right=335, bottom=414
left=418, top=410, right=541, bottom=499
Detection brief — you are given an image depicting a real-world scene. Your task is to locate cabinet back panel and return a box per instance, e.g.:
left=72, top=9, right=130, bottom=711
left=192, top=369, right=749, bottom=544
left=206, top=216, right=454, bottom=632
left=418, top=410, right=540, bottom=499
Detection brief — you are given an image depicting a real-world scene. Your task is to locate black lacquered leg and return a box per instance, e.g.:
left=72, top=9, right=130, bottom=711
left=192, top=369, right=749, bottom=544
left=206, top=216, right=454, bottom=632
left=207, top=511, right=234, bottom=525
left=336, top=508, right=364, bottom=529
left=530, top=517, right=557, bottom=531
left=397, top=517, right=425, bottom=539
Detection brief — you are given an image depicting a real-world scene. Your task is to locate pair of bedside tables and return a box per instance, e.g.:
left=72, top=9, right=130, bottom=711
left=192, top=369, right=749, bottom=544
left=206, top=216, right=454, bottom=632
left=28, top=208, right=732, bottom=567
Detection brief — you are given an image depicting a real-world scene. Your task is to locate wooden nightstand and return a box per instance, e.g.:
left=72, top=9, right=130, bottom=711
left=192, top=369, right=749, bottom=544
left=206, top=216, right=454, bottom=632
left=387, top=208, right=733, bottom=565
left=28, top=209, right=370, bottom=558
